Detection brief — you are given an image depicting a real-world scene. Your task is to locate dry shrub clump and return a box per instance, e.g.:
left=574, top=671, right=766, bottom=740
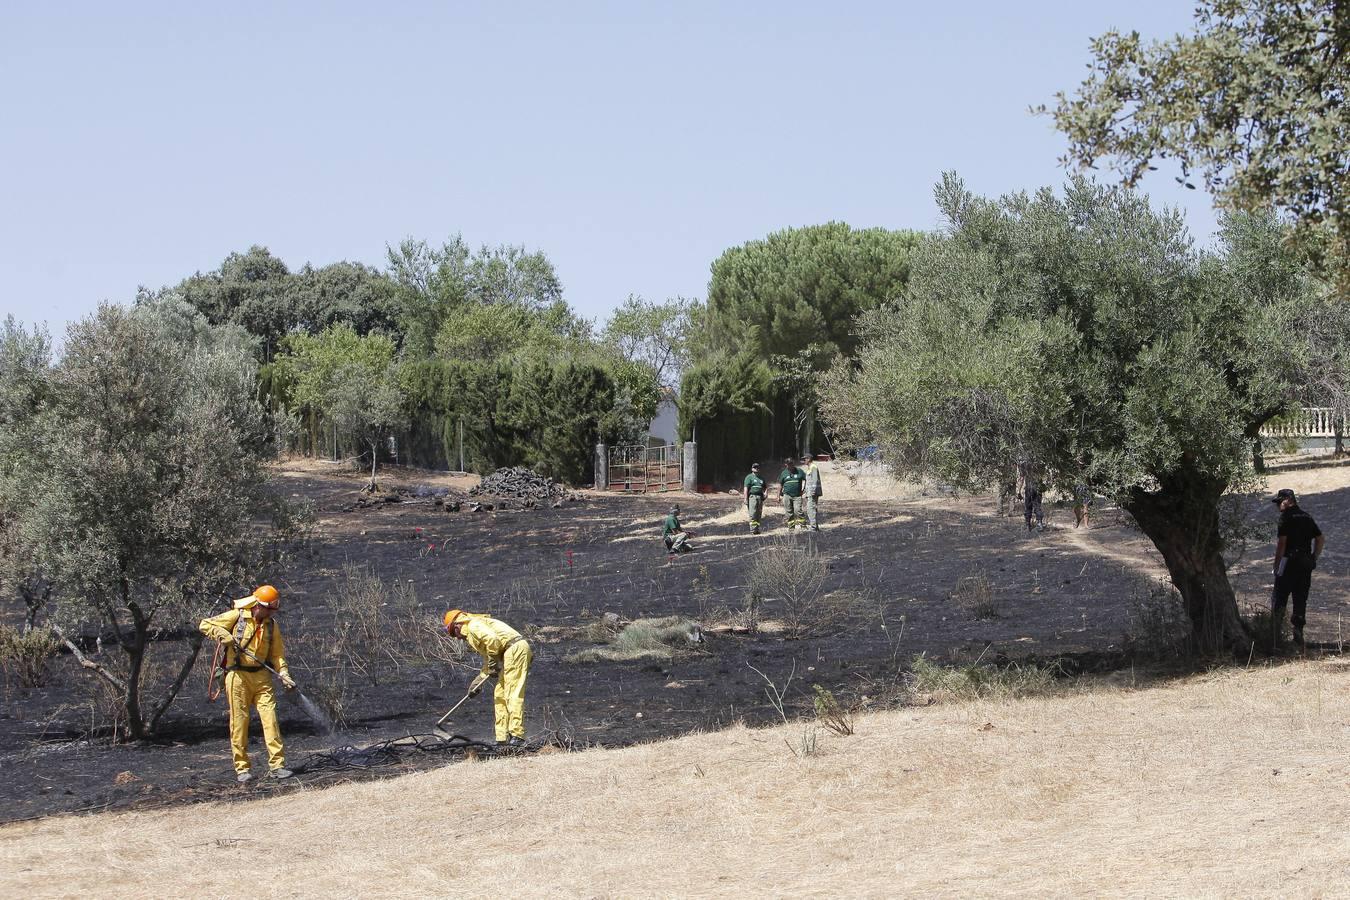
left=577, top=611, right=623, bottom=644
left=0, top=625, right=60, bottom=687
left=908, top=654, right=1057, bottom=703
left=1243, top=603, right=1282, bottom=652
left=950, top=574, right=999, bottom=620
left=1123, top=580, right=1191, bottom=659
left=745, top=540, right=856, bottom=638
left=565, top=617, right=704, bottom=664
left=301, top=563, right=464, bottom=725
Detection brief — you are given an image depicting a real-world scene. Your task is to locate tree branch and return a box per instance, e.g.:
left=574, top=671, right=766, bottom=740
left=52, top=624, right=127, bottom=694
left=147, top=632, right=204, bottom=732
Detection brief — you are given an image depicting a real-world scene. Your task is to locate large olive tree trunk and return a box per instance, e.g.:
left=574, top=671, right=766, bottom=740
left=1124, top=471, right=1251, bottom=655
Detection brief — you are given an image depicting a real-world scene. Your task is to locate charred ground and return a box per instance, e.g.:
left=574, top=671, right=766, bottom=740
left=3, top=458, right=1347, bottom=822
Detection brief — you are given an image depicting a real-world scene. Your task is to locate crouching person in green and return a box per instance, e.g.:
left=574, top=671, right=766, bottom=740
left=744, top=462, right=766, bottom=534
left=663, top=505, right=692, bottom=552
left=778, top=457, right=806, bottom=529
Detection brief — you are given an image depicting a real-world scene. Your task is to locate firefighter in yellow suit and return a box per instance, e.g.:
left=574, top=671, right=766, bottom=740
left=199, top=585, right=296, bottom=782
left=443, top=609, right=532, bottom=747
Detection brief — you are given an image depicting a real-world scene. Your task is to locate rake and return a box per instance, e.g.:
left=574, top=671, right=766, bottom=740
left=432, top=689, right=474, bottom=740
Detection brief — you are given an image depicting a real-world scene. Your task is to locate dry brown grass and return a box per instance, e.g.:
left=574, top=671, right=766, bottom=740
left=5, top=661, right=1350, bottom=897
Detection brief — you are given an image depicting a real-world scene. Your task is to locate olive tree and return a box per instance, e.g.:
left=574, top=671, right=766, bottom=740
left=17, top=302, right=300, bottom=739
left=0, top=317, right=55, bottom=630
left=822, top=175, right=1321, bottom=653
left=1044, top=0, right=1350, bottom=293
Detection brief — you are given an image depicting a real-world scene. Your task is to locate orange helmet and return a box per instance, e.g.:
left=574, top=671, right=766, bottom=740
left=443, top=609, right=464, bottom=631
left=253, top=585, right=280, bottom=609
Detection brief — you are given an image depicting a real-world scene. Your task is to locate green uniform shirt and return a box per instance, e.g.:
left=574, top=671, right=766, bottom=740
left=662, top=514, right=681, bottom=535
left=779, top=468, right=805, bottom=497
left=744, top=473, right=765, bottom=496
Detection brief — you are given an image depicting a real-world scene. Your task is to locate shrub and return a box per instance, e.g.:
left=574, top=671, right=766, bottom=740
left=1123, top=580, right=1191, bottom=660
left=812, top=685, right=855, bottom=736
left=951, top=575, right=999, bottom=620
left=1243, top=604, right=1280, bottom=653
left=565, top=617, right=703, bottom=664
left=0, top=625, right=59, bottom=687
left=301, top=564, right=464, bottom=725
left=745, top=540, right=834, bottom=638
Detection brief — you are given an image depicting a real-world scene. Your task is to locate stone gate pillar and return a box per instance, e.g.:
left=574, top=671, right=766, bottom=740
left=682, top=441, right=697, bottom=493
left=595, top=443, right=608, bottom=491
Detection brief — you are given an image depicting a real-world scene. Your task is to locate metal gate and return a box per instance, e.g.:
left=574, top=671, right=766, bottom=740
left=607, top=444, right=682, bottom=493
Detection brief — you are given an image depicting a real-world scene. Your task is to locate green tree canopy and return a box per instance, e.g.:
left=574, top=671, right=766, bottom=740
left=702, top=223, right=923, bottom=366
left=822, top=174, right=1328, bottom=653
left=387, top=237, right=567, bottom=357
left=290, top=260, right=400, bottom=337
left=169, top=247, right=400, bottom=359
left=1045, top=1, right=1350, bottom=291
left=174, top=246, right=294, bottom=358
left=600, top=295, right=700, bottom=389
left=274, top=324, right=406, bottom=487
left=0, top=317, right=55, bottom=628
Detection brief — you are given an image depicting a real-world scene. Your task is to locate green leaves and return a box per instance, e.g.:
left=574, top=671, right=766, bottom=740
left=600, top=295, right=699, bottom=390
left=273, top=324, right=406, bottom=477
left=399, top=356, right=622, bottom=482
left=702, top=223, right=922, bottom=365
left=823, top=176, right=1317, bottom=499
left=1045, top=1, right=1350, bottom=293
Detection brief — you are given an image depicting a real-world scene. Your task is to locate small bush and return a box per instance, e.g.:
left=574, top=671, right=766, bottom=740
left=745, top=540, right=834, bottom=638
left=0, top=625, right=59, bottom=687
left=565, top=616, right=703, bottom=664
left=812, top=685, right=854, bottom=736
left=1123, top=581, right=1191, bottom=659
left=577, top=611, right=623, bottom=643
left=691, top=564, right=722, bottom=624
left=908, top=654, right=1057, bottom=702
left=89, top=674, right=131, bottom=742
left=951, top=575, right=999, bottom=620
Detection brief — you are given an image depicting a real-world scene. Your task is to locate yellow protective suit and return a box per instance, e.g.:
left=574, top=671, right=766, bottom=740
left=199, top=601, right=291, bottom=774
left=461, top=615, right=532, bottom=742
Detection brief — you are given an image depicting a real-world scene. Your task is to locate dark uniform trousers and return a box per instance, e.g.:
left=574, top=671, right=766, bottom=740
left=1274, top=552, right=1315, bottom=629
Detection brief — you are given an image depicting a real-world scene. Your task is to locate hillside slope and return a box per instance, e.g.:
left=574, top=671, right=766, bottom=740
left=4, top=661, right=1350, bottom=897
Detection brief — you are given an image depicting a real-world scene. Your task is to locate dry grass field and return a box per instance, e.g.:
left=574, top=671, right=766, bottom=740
left=5, top=658, right=1350, bottom=898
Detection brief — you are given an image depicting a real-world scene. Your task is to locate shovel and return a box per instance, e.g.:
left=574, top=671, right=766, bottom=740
left=432, top=690, right=474, bottom=740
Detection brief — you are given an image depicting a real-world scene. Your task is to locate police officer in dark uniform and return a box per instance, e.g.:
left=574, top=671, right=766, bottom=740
left=1270, top=488, right=1325, bottom=647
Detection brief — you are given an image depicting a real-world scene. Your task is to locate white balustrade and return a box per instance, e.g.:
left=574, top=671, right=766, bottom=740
left=1259, top=407, right=1345, bottom=439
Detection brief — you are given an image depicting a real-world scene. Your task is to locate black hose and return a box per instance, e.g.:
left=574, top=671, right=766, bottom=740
left=291, top=732, right=509, bottom=775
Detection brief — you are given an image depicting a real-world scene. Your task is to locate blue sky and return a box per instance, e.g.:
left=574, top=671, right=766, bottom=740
left=0, top=1, right=1216, bottom=333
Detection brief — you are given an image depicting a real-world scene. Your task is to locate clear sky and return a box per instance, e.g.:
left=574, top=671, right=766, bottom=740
left=1, top=1, right=1217, bottom=333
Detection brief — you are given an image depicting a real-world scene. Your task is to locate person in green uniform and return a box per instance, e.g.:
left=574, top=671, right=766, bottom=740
left=744, top=462, right=766, bottom=534
left=777, top=457, right=806, bottom=529
left=662, top=504, right=692, bottom=552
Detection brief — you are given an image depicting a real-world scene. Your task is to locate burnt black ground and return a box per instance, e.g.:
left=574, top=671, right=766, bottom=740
left=3, top=460, right=1347, bottom=823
